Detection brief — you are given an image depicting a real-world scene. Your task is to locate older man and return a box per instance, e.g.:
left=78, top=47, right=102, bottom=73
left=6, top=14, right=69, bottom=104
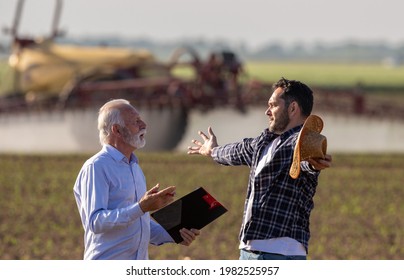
left=73, top=99, right=199, bottom=260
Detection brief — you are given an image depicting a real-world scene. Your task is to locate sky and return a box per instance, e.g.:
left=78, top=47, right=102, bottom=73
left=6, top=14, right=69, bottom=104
left=1, top=0, right=404, bottom=50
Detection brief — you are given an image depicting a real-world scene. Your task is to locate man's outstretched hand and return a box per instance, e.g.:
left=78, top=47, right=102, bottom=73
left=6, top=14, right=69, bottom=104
left=187, top=126, right=218, bottom=157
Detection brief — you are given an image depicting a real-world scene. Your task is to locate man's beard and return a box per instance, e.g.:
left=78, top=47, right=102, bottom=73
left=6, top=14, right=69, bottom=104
left=123, top=128, right=147, bottom=149
left=269, top=108, right=289, bottom=134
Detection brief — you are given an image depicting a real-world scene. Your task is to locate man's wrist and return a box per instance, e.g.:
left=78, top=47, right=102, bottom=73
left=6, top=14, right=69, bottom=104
left=138, top=200, right=147, bottom=213
left=210, top=146, right=218, bottom=158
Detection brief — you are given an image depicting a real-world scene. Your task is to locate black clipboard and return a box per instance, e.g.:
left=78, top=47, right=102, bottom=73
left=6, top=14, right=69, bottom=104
left=151, top=187, right=227, bottom=243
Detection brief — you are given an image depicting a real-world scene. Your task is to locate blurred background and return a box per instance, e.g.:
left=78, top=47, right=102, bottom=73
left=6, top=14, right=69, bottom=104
left=0, top=0, right=403, bottom=259
left=1, top=0, right=404, bottom=153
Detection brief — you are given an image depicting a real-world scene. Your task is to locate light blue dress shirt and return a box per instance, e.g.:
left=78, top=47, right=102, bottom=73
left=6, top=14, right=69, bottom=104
left=73, top=144, right=173, bottom=259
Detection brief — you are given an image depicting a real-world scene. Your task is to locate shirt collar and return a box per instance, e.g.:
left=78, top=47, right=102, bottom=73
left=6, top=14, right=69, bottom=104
left=103, top=144, right=138, bottom=164
left=279, top=124, right=303, bottom=142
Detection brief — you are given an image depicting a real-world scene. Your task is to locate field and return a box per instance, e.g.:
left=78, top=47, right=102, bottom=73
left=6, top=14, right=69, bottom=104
left=2, top=59, right=404, bottom=93
left=0, top=152, right=403, bottom=260
left=1, top=57, right=403, bottom=260
left=243, top=61, right=404, bottom=88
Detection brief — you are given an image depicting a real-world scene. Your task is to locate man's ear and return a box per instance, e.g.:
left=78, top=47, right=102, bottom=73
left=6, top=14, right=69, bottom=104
left=111, top=124, right=121, bottom=135
left=289, top=101, right=296, bottom=113
left=289, top=101, right=301, bottom=117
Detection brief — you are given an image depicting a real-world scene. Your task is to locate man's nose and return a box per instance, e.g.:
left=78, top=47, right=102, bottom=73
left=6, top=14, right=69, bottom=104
left=265, top=108, right=272, bottom=116
left=139, top=119, right=147, bottom=129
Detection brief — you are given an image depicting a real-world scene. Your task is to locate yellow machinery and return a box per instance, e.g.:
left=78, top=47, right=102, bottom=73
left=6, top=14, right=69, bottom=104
left=10, top=39, right=156, bottom=97
left=1, top=0, right=245, bottom=111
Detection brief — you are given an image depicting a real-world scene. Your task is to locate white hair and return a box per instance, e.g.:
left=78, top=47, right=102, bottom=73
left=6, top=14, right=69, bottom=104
left=97, top=99, right=130, bottom=145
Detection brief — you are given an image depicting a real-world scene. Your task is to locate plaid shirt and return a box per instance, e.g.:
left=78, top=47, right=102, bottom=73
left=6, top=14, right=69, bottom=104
left=211, top=125, right=320, bottom=252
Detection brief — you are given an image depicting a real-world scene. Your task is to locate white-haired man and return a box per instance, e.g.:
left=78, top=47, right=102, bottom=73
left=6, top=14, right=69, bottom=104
left=73, top=99, right=199, bottom=260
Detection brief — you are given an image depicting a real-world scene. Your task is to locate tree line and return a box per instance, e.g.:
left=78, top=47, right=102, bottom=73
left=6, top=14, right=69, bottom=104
left=1, top=36, right=404, bottom=64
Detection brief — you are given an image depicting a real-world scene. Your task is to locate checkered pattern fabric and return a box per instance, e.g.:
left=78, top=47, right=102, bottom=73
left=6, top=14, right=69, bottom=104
left=212, top=125, right=319, bottom=252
